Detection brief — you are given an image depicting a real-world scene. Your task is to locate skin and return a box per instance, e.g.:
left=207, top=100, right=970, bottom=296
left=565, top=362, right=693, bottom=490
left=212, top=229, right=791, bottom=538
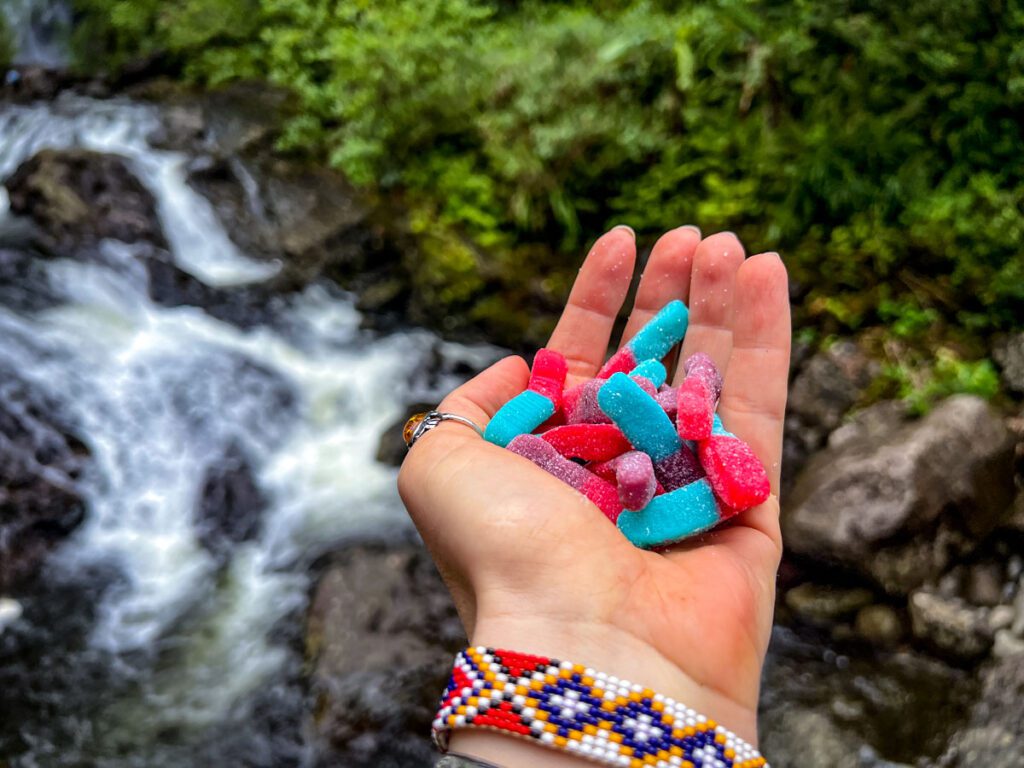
left=399, top=226, right=790, bottom=765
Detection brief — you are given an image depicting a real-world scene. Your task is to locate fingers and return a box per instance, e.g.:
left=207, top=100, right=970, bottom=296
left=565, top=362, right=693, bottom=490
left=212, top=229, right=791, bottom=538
left=436, top=355, right=531, bottom=436
left=547, top=227, right=637, bottom=384
left=717, top=253, right=791, bottom=493
left=620, top=226, right=701, bottom=345
left=675, top=233, right=745, bottom=382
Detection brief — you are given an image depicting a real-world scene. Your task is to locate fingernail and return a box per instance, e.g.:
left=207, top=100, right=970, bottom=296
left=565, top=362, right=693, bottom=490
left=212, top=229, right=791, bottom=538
left=763, top=251, right=781, bottom=261
left=612, top=224, right=635, bottom=239
left=679, top=225, right=701, bottom=236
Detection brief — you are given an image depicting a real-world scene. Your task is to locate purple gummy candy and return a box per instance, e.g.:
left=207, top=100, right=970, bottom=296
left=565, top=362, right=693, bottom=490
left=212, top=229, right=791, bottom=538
left=566, top=379, right=612, bottom=424
left=507, top=434, right=592, bottom=487
left=656, top=386, right=678, bottom=419
left=615, top=451, right=657, bottom=511
left=683, top=352, right=723, bottom=402
left=654, top=445, right=704, bottom=492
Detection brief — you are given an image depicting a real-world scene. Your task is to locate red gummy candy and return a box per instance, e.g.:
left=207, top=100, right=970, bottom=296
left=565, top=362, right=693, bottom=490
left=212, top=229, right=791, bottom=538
left=698, top=435, right=770, bottom=511
left=528, top=348, right=568, bottom=407
left=541, top=423, right=632, bottom=462
left=676, top=376, right=715, bottom=441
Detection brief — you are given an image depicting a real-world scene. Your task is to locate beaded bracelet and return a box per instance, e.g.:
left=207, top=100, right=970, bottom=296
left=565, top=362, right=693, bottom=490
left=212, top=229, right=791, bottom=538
left=433, top=647, right=769, bottom=768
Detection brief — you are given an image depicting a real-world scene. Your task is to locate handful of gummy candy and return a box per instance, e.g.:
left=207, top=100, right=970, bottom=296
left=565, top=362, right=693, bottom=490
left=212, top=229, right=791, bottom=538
left=485, top=300, right=770, bottom=549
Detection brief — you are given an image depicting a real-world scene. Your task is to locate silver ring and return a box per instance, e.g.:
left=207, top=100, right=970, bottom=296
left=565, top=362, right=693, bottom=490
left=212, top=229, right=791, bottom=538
left=404, top=410, right=484, bottom=449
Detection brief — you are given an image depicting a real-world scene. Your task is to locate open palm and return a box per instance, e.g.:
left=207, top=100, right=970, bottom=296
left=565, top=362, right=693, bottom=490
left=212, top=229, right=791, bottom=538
left=399, top=226, right=790, bottom=757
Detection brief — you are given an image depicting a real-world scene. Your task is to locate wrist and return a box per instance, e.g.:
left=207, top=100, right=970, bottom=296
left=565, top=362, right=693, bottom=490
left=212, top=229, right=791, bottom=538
left=447, top=613, right=759, bottom=765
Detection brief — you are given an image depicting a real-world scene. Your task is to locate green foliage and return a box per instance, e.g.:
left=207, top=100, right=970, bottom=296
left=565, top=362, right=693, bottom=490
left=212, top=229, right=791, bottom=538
left=879, top=348, right=1001, bottom=415
left=0, top=13, right=14, bottom=68
left=72, top=0, right=1024, bottom=358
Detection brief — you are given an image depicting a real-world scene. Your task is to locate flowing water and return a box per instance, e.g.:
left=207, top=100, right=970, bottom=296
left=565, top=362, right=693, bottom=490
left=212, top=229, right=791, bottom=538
left=0, top=52, right=496, bottom=768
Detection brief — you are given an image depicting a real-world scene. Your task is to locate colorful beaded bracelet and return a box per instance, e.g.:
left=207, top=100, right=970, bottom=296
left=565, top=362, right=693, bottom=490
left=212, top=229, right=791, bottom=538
left=433, top=647, right=769, bottom=768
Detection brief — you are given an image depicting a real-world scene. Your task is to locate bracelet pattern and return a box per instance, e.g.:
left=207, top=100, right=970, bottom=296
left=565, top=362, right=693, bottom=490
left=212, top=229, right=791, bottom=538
left=433, top=647, right=768, bottom=768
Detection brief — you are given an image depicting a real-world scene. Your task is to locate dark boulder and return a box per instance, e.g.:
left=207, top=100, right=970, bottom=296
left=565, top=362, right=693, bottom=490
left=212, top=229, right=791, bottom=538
left=4, top=149, right=166, bottom=253
left=0, top=363, right=90, bottom=588
left=305, top=539, right=465, bottom=766
left=194, top=444, right=266, bottom=561
left=783, top=396, right=1016, bottom=594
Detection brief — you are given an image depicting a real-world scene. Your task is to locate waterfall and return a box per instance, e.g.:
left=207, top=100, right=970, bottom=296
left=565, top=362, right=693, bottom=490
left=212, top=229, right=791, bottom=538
left=3, top=0, right=73, bottom=68
left=0, top=92, right=497, bottom=765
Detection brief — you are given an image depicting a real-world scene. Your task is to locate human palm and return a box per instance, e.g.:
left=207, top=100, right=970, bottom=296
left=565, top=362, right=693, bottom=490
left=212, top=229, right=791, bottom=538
left=399, top=227, right=790, bottom=760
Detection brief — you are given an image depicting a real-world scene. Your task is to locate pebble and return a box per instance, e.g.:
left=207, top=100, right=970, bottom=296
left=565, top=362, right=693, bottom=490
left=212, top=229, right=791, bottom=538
left=0, top=597, right=23, bottom=631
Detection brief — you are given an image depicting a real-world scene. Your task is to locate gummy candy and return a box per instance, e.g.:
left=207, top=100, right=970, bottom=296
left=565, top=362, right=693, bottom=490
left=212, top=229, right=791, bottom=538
left=597, top=373, right=680, bottom=462
left=507, top=434, right=622, bottom=522
left=630, top=359, right=668, bottom=389
left=653, top=445, right=704, bottom=492
left=612, top=451, right=657, bottom=511
left=617, top=478, right=721, bottom=548
left=541, top=423, right=632, bottom=462
left=675, top=353, right=723, bottom=442
left=698, top=434, right=770, bottom=511
left=596, top=301, right=689, bottom=379
left=485, top=349, right=568, bottom=447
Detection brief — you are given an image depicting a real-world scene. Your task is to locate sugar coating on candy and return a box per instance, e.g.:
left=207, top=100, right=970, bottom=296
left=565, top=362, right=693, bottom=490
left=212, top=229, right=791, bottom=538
left=485, top=389, right=555, bottom=447
left=507, top=435, right=622, bottom=522
left=597, top=373, right=681, bottom=462
left=655, top=386, right=678, bottom=420
left=540, top=423, right=632, bottom=462
left=630, top=359, right=667, bottom=389
left=653, top=444, right=704, bottom=491
left=614, top=451, right=657, bottom=511
left=565, top=379, right=611, bottom=425
left=617, top=478, right=721, bottom=548
left=683, top=352, right=723, bottom=402
left=595, top=346, right=638, bottom=379
left=699, top=435, right=770, bottom=511
left=528, top=348, right=568, bottom=406
left=676, top=376, right=715, bottom=441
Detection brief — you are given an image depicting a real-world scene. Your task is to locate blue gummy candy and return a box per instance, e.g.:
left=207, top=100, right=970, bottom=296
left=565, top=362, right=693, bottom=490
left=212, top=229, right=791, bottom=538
left=711, top=414, right=734, bottom=437
left=627, top=300, right=689, bottom=361
left=597, top=373, right=680, bottom=462
left=617, top=478, right=721, bottom=548
left=484, top=390, right=555, bottom=447
left=630, top=359, right=667, bottom=389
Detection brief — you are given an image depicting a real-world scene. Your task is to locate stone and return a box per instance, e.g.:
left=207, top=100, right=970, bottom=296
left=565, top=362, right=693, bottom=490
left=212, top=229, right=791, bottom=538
left=966, top=562, right=1006, bottom=607
left=909, top=589, right=993, bottom=660
left=0, top=598, right=23, bottom=632
left=993, top=333, right=1024, bottom=394
left=3, top=149, right=167, bottom=253
left=377, top=403, right=434, bottom=467
left=988, top=605, right=1016, bottom=633
left=784, top=583, right=874, bottom=625
left=305, top=539, right=465, bottom=765
left=947, top=654, right=1024, bottom=767
left=992, top=629, right=1024, bottom=659
left=783, top=396, right=1016, bottom=594
left=855, top=605, right=905, bottom=647
left=193, top=443, right=267, bottom=562
left=0, top=362, right=90, bottom=588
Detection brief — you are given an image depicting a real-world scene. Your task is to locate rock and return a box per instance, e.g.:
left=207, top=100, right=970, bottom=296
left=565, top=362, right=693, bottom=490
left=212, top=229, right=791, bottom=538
left=0, top=362, right=90, bottom=588
left=376, top=403, right=433, bottom=467
left=784, top=583, right=874, bottom=625
left=966, top=562, right=1006, bottom=607
left=993, top=333, right=1024, bottom=395
left=826, top=400, right=909, bottom=451
left=855, top=605, right=905, bottom=647
left=306, top=539, right=466, bottom=766
left=947, top=655, right=1024, bottom=766
left=782, top=341, right=878, bottom=492
left=988, top=605, right=1016, bottom=633
left=0, top=598, right=23, bottom=632
left=992, top=629, right=1024, bottom=659
left=3, top=149, right=166, bottom=252
left=909, top=589, right=993, bottom=660
left=759, top=710, right=861, bottom=768
left=783, top=396, right=1016, bottom=594
left=194, top=444, right=266, bottom=562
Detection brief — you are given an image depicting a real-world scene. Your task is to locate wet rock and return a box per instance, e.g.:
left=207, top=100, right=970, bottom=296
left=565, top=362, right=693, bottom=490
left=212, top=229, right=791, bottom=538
left=966, top=562, right=1005, bottom=607
left=855, top=605, right=905, bottom=647
left=993, top=333, right=1024, bottom=395
left=782, top=341, right=878, bottom=492
left=377, top=403, right=433, bottom=467
left=194, top=444, right=267, bottom=561
left=947, top=654, right=1024, bottom=766
left=783, top=396, right=1016, bottom=594
left=0, top=363, right=90, bottom=588
left=3, top=149, right=166, bottom=252
left=306, top=539, right=465, bottom=766
left=0, top=66, right=74, bottom=103
left=909, top=589, right=993, bottom=660
left=760, top=709, right=861, bottom=768
left=992, top=629, right=1024, bottom=659
left=784, top=583, right=874, bottom=625
left=826, top=400, right=909, bottom=452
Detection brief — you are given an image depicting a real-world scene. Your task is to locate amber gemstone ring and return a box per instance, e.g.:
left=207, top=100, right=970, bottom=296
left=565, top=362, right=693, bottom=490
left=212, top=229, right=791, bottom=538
left=404, top=410, right=485, bottom=449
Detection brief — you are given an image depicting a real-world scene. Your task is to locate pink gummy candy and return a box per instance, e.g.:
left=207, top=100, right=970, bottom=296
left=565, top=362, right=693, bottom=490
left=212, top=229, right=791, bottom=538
left=613, top=451, right=657, bottom=511
left=541, top=423, right=632, bottom=462
left=698, top=435, right=770, bottom=511
left=655, top=386, right=678, bottom=420
left=507, top=434, right=623, bottom=522
left=676, top=353, right=723, bottom=441
left=528, top=348, right=569, bottom=407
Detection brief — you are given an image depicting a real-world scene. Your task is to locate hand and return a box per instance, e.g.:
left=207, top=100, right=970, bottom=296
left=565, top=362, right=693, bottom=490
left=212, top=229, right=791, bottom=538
left=399, top=226, right=790, bottom=765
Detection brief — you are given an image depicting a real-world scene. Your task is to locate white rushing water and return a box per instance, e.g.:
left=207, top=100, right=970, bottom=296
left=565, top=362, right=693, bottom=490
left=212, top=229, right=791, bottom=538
left=3, top=0, right=72, bottom=68
left=0, top=92, right=497, bottom=757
